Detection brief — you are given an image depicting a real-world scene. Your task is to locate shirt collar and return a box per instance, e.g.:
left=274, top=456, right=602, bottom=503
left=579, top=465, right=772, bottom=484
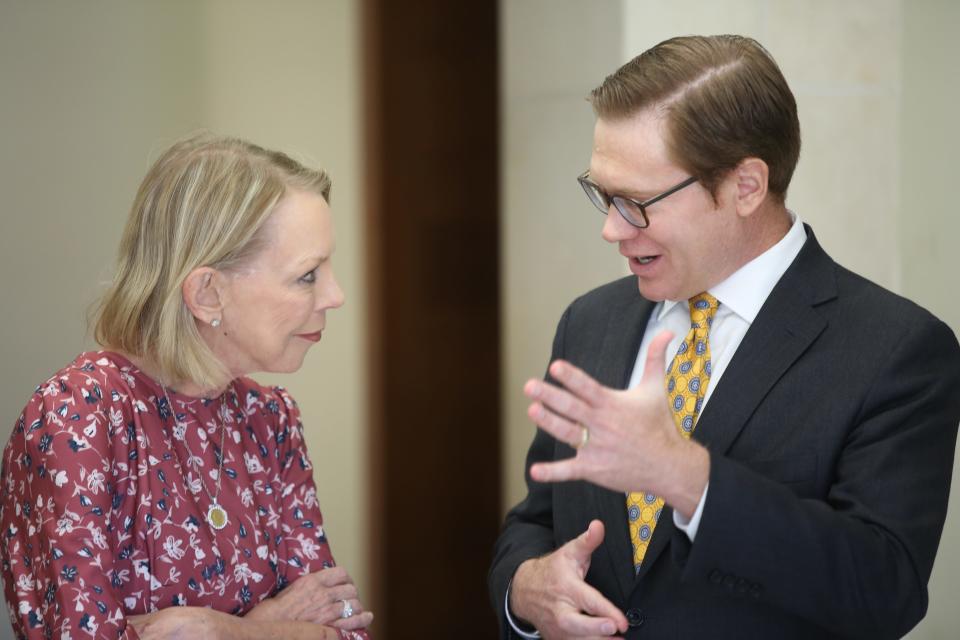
left=657, top=211, right=807, bottom=324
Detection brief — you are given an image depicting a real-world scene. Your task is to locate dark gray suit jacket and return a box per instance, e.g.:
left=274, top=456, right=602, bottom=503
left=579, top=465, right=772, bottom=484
left=489, top=228, right=960, bottom=639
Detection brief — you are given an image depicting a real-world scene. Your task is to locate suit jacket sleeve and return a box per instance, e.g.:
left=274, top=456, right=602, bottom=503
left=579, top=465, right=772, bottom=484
left=672, top=314, right=960, bottom=639
left=488, top=306, right=575, bottom=638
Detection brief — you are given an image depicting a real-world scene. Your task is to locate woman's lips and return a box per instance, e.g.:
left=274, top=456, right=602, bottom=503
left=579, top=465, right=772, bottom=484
left=296, top=331, right=323, bottom=342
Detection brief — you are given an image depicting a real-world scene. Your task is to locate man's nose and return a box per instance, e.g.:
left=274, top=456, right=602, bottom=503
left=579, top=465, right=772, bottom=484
left=601, top=206, right=639, bottom=243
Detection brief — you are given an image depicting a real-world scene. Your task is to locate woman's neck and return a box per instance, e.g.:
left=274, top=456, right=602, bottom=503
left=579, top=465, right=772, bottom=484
left=119, top=351, right=231, bottom=399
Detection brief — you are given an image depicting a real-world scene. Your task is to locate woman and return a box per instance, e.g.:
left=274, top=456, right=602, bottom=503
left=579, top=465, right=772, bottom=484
left=0, top=134, right=372, bottom=639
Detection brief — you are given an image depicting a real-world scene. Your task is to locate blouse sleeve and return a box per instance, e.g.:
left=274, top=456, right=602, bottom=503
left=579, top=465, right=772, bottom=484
left=1, top=376, right=141, bottom=640
left=271, top=388, right=370, bottom=640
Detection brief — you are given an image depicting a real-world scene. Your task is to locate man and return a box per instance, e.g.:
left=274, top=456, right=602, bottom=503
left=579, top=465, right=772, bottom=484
left=489, top=35, right=960, bottom=639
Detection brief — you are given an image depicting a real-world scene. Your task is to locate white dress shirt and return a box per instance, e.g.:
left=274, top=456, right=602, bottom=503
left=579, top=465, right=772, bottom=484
left=506, top=214, right=807, bottom=636
left=628, top=213, right=807, bottom=539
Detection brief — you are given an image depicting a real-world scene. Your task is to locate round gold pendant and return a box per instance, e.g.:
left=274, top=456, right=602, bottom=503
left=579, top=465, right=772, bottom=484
left=206, top=503, right=228, bottom=530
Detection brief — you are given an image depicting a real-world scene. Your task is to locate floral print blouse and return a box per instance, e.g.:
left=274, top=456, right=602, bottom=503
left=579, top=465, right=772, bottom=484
left=0, top=352, right=369, bottom=639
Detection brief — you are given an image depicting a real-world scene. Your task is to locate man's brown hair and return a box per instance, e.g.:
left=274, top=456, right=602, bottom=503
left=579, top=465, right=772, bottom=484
left=589, top=35, right=801, bottom=203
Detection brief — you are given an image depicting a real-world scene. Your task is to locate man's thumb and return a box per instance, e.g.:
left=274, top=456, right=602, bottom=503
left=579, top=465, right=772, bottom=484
left=572, top=519, right=606, bottom=561
left=641, top=329, right=674, bottom=387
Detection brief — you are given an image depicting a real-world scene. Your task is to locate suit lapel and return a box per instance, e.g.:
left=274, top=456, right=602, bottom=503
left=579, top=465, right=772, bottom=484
left=633, top=227, right=838, bottom=580
left=693, top=228, right=836, bottom=456
left=588, top=289, right=656, bottom=603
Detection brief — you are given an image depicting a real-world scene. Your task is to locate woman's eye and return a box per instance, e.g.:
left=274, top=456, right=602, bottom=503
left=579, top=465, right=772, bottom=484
left=299, top=269, right=317, bottom=284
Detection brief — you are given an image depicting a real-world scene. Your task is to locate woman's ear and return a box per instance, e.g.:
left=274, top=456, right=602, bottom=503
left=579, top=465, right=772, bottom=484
left=182, top=267, right=225, bottom=326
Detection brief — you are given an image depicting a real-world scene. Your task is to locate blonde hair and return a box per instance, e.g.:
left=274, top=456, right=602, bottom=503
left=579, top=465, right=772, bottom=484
left=94, top=132, right=332, bottom=389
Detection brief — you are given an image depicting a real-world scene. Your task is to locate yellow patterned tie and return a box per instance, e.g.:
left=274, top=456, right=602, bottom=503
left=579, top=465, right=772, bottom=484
left=627, top=292, right=720, bottom=570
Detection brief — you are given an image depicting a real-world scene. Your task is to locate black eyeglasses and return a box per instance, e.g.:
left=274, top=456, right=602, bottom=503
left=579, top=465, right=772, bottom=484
left=577, top=171, right=698, bottom=228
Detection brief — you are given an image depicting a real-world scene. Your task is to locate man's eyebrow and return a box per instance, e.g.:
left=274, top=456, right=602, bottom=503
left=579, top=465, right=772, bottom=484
left=598, top=181, right=654, bottom=200
left=618, top=187, right=655, bottom=200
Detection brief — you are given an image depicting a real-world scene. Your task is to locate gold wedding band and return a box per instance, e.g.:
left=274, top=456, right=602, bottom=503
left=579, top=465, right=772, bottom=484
left=574, top=424, right=589, bottom=449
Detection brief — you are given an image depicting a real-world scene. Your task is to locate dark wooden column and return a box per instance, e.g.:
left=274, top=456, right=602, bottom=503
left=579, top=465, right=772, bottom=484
left=363, top=1, right=501, bottom=638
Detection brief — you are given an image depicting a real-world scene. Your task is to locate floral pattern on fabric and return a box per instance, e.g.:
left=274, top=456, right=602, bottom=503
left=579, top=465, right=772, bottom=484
left=0, top=352, right=368, bottom=639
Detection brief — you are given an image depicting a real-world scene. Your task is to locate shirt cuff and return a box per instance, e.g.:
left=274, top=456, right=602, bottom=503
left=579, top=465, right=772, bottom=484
left=504, top=579, right=542, bottom=638
left=673, top=481, right=709, bottom=541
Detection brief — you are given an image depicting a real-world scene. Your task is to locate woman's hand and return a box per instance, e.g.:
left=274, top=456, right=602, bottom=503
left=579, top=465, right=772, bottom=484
left=128, top=607, right=223, bottom=640
left=129, top=606, right=346, bottom=639
left=246, top=567, right=373, bottom=632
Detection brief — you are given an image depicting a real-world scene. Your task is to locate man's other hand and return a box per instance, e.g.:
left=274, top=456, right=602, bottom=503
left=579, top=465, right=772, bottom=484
left=510, top=520, right=628, bottom=639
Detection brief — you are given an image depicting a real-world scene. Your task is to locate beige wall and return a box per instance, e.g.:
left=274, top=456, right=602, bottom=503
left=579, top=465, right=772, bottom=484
left=501, top=0, right=959, bottom=636
left=901, top=0, right=960, bottom=336
left=902, top=3, right=960, bottom=638
left=0, top=3, right=366, bottom=639
left=500, top=0, right=626, bottom=513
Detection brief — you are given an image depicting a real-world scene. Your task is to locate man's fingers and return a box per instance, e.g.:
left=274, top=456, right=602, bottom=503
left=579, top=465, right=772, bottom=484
left=548, top=360, right=607, bottom=405
left=527, top=401, right=584, bottom=449
left=530, top=459, right=579, bottom=483
left=568, top=522, right=629, bottom=632
left=556, top=580, right=629, bottom=637
left=577, top=581, right=629, bottom=632
left=559, top=610, right=623, bottom=637
left=640, top=330, right=674, bottom=387
left=525, top=378, right=592, bottom=425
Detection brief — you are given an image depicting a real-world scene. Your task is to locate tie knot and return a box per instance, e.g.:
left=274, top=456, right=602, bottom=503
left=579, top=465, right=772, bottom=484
left=688, top=292, right=719, bottom=329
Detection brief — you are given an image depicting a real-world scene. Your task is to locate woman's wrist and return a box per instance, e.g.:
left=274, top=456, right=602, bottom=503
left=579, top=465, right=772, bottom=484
left=201, top=608, right=236, bottom=640
left=242, top=597, right=277, bottom=622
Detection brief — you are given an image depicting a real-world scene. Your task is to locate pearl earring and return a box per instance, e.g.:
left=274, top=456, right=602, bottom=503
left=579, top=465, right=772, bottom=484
left=211, top=318, right=221, bottom=328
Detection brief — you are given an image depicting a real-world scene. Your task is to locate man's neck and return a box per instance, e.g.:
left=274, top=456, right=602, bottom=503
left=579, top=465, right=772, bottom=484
left=737, top=202, right=793, bottom=269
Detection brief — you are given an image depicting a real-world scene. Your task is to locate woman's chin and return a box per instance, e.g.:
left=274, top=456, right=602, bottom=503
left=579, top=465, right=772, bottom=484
left=238, top=343, right=316, bottom=378
left=271, top=351, right=311, bottom=375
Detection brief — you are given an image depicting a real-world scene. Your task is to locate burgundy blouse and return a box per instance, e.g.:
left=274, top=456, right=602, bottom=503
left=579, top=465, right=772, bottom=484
left=0, top=352, right=369, bottom=639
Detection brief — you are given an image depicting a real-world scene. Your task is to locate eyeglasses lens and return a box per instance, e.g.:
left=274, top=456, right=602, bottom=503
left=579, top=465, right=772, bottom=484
left=611, top=197, right=645, bottom=226
left=579, top=180, right=608, bottom=213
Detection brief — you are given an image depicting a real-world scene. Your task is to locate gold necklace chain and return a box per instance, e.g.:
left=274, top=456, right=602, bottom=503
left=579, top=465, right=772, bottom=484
left=159, top=382, right=234, bottom=530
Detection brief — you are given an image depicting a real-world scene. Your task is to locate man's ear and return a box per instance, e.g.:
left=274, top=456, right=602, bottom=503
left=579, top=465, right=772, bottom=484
left=733, top=157, right=769, bottom=218
left=182, top=267, right=225, bottom=325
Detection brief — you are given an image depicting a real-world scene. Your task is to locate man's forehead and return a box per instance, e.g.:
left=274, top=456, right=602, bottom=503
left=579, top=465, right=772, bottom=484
left=589, top=112, right=679, bottom=190
left=593, top=110, right=670, bottom=150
